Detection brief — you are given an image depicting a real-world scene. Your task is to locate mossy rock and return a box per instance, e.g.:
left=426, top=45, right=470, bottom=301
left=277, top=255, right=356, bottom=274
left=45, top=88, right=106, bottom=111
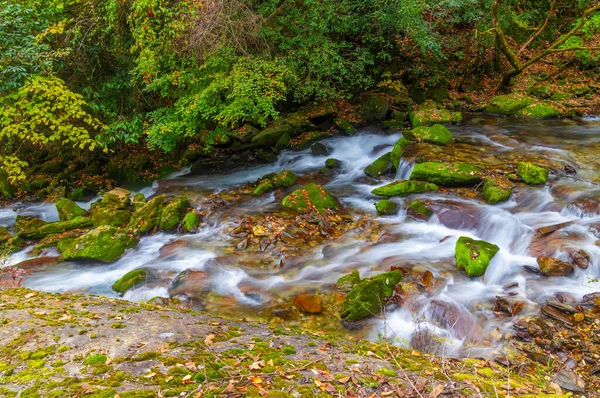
left=325, top=158, right=342, bottom=169
left=284, top=109, right=311, bottom=130
left=391, top=137, right=412, bottom=170
left=253, top=179, right=276, bottom=196
left=360, top=93, right=390, bottom=122
left=485, top=93, right=535, bottom=115
left=334, top=118, right=357, bottom=135
left=337, top=270, right=361, bottom=292
left=273, top=170, right=297, bottom=188
left=372, top=180, right=438, bottom=197
left=275, top=133, right=292, bottom=149
left=410, top=162, right=482, bottom=186
left=0, top=226, right=11, bottom=245
left=68, top=187, right=87, bottom=201
left=307, top=101, right=338, bottom=124
left=58, top=225, right=139, bottom=263
left=409, top=102, right=462, bottom=127
left=403, top=124, right=453, bottom=145
left=91, top=204, right=131, bottom=228
left=282, top=183, right=338, bottom=214
left=112, top=268, right=157, bottom=295
left=341, top=271, right=403, bottom=321
left=132, top=193, right=147, bottom=211
left=127, top=195, right=166, bottom=234
left=516, top=103, right=560, bottom=119
left=16, top=216, right=93, bottom=240
left=528, top=85, right=551, bottom=99
left=0, top=174, right=16, bottom=199
left=251, top=124, right=295, bottom=147
left=517, top=162, right=548, bottom=185
left=482, top=177, right=512, bottom=204
left=375, top=200, right=398, bottom=215
left=455, top=236, right=500, bottom=277
left=159, top=196, right=191, bottom=231
left=182, top=211, right=200, bottom=232
left=550, top=93, right=571, bottom=101
left=364, top=152, right=394, bottom=178
left=408, top=200, right=433, bottom=220
left=56, top=198, right=86, bottom=221
left=101, top=188, right=131, bottom=210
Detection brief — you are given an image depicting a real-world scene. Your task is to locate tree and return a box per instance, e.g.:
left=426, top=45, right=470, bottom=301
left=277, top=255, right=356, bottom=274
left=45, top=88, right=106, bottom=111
left=491, top=0, right=600, bottom=89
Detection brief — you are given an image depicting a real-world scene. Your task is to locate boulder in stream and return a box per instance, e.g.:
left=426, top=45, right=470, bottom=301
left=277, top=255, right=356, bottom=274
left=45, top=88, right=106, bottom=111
left=375, top=199, right=398, bottom=215
left=410, top=162, right=482, bottom=186
left=112, top=268, right=159, bottom=295
left=485, top=93, right=535, bottom=115
left=337, top=270, right=361, bottom=292
left=407, top=200, right=433, bottom=220
left=159, top=195, right=190, bottom=231
left=182, top=211, right=200, bottom=233
left=408, top=101, right=462, bottom=127
left=372, top=180, right=438, bottom=197
left=281, top=183, right=338, bottom=214
left=390, top=137, right=412, bottom=170
left=403, top=124, right=453, bottom=145
left=340, top=270, right=403, bottom=322
left=127, top=195, right=166, bottom=234
left=364, top=152, right=395, bottom=178
left=482, top=176, right=512, bottom=204
left=56, top=198, right=87, bottom=221
left=537, top=256, right=575, bottom=277
left=455, top=236, right=500, bottom=277
left=58, top=225, right=139, bottom=263
left=16, top=215, right=93, bottom=240
left=272, top=169, right=297, bottom=188
left=517, top=162, right=548, bottom=185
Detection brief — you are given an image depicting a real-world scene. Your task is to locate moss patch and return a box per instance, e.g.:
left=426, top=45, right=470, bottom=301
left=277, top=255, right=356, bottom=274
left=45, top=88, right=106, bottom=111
left=410, top=162, right=482, bottom=186
left=482, top=177, right=512, bottom=204
left=58, top=226, right=139, bottom=263
left=372, top=180, right=438, bottom=197
left=517, top=162, right=549, bottom=185
left=403, top=124, right=453, bottom=145
left=341, top=271, right=403, bottom=321
left=281, top=183, right=338, bottom=214
left=364, top=152, right=394, bottom=178
left=375, top=200, right=398, bottom=215
left=455, top=236, right=500, bottom=277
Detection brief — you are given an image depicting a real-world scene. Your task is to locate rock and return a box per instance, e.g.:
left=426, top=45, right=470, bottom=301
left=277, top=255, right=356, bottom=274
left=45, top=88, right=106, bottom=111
left=311, top=142, right=329, bottom=156
left=337, top=270, right=361, bottom=292
left=407, top=200, right=433, bottom=220
left=325, top=158, right=342, bottom=169
left=455, top=236, right=500, bottom=277
left=334, top=118, right=357, bottom=135
left=132, top=193, right=147, bottom=210
left=364, top=152, right=395, bottom=178
left=13, top=256, right=61, bottom=272
left=568, top=249, right=590, bottom=269
left=58, top=225, right=139, bottom=263
left=273, top=170, right=297, bottom=188
left=535, top=220, right=575, bottom=235
left=482, top=177, right=512, bottom=204
left=529, top=85, right=552, bottom=99
left=112, top=268, right=159, bottom=295
left=486, top=93, right=535, bottom=115
left=292, top=293, right=323, bottom=314
left=56, top=198, right=87, bottom=222
left=238, top=124, right=261, bottom=143
left=517, top=102, right=560, bottom=118
left=537, top=256, right=575, bottom=276
left=372, top=180, right=438, bottom=197
left=375, top=200, right=398, bottom=215
left=182, top=211, right=200, bottom=233
left=306, top=101, right=338, bottom=124
left=127, top=195, right=166, bottom=234
left=409, top=101, right=462, bottom=127
left=403, top=124, right=453, bottom=145
left=0, top=226, right=11, bottom=246
left=0, top=174, right=16, bottom=199
left=554, top=369, right=586, bottom=393
left=16, top=216, right=93, bottom=240
left=101, top=188, right=131, bottom=210
left=341, top=271, right=403, bottom=321
left=159, top=196, right=190, bottom=232
left=158, top=239, right=189, bottom=258
left=518, top=162, right=548, bottom=185
left=183, top=145, right=216, bottom=164
left=253, top=178, right=275, bottom=196
left=572, top=86, right=591, bottom=97
left=282, top=183, right=338, bottom=214
left=68, top=187, right=88, bottom=201
left=251, top=124, right=295, bottom=147
left=494, top=296, right=525, bottom=317
left=429, top=300, right=482, bottom=341
left=390, top=137, right=412, bottom=170
left=275, top=133, right=291, bottom=149
left=360, top=93, right=390, bottom=122
left=169, top=268, right=210, bottom=297
left=410, top=162, right=482, bottom=186
left=284, top=109, right=311, bottom=130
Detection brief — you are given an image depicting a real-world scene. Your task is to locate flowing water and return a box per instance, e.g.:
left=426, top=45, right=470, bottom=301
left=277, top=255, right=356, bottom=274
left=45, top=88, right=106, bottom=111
left=3, top=114, right=600, bottom=358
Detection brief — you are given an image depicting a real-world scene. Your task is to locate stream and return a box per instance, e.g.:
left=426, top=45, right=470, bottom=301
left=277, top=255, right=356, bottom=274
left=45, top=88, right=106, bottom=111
left=3, top=114, right=600, bottom=358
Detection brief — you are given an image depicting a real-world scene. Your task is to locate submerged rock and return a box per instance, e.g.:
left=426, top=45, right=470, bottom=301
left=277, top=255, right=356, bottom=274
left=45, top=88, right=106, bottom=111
left=281, top=183, right=338, bottom=214
left=410, top=162, right=481, bottom=186
left=430, top=300, right=482, bottom=341
left=112, top=268, right=159, bottom=295
left=482, top=176, right=512, bottom=204
left=455, top=236, right=500, bottom=277
left=375, top=199, right=398, bottom=215
left=56, top=198, right=86, bottom=221
left=58, top=225, right=139, bottom=263
left=403, top=124, right=453, bottom=145
left=518, top=162, right=548, bottom=185
left=372, top=180, right=438, bottom=197
left=537, top=256, right=575, bottom=276
left=364, top=152, right=395, bottom=178
left=341, top=270, right=403, bottom=322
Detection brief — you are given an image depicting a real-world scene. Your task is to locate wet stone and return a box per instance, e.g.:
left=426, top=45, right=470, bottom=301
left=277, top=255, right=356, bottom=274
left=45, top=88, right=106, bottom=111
left=554, top=369, right=586, bottom=393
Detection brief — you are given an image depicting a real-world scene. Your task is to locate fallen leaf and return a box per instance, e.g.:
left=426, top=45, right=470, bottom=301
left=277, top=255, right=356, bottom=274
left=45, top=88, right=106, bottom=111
left=338, top=376, right=350, bottom=383
left=165, top=376, right=173, bottom=383
left=182, top=374, right=192, bottom=384
left=250, top=360, right=265, bottom=370
left=204, top=334, right=215, bottom=347
left=143, top=372, right=156, bottom=379
left=429, top=384, right=444, bottom=398
left=185, top=361, right=197, bottom=371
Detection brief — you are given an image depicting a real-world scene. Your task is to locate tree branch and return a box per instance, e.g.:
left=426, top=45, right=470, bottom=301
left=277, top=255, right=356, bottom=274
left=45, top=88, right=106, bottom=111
left=491, top=0, right=521, bottom=71
left=518, top=0, right=556, bottom=54
left=547, top=46, right=600, bottom=53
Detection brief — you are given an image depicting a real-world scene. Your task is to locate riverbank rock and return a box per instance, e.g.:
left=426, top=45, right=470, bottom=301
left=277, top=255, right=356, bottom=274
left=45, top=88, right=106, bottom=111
left=482, top=176, right=512, bottom=204
left=364, top=152, right=394, bottom=178
left=337, top=270, right=361, bottom=292
left=292, top=293, right=323, bottom=314
left=410, top=162, right=482, bottom=186
left=455, top=236, right=500, bottom=277
left=253, top=179, right=275, bottom=196
left=372, top=180, right=438, bottom=197
left=409, top=101, right=462, bottom=127
left=486, top=93, right=535, bottom=115
left=360, top=93, right=390, bottom=122
left=537, top=256, right=575, bottom=276
left=273, top=170, right=297, bottom=188
left=518, top=162, right=549, bottom=185
left=251, top=124, right=295, bottom=147
left=127, top=195, right=166, bottom=234
left=16, top=215, right=93, bottom=240
left=159, top=196, right=190, bottom=231
left=281, top=183, right=338, bottom=213
left=56, top=198, right=86, bottom=221
left=375, top=199, right=398, bottom=215
left=58, top=225, right=139, bottom=263
left=517, top=102, right=560, bottom=118
left=341, top=270, right=403, bottom=321
left=112, top=268, right=159, bottom=295
left=403, top=124, right=453, bottom=145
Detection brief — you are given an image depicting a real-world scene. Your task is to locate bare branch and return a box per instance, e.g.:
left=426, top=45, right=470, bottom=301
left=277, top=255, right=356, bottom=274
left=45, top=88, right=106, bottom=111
left=547, top=46, right=600, bottom=53
left=518, top=0, right=556, bottom=54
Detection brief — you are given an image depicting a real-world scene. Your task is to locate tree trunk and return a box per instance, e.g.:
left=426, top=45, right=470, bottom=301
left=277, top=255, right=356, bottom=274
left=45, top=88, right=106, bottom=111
left=499, top=68, right=522, bottom=92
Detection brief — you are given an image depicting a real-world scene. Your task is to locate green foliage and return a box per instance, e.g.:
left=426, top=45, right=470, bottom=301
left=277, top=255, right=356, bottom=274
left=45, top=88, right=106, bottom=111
left=560, top=12, right=600, bottom=68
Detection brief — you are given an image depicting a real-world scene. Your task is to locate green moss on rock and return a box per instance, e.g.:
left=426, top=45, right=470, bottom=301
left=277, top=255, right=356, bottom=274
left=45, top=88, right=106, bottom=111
left=182, top=211, right=200, bottom=232
left=253, top=179, right=275, bottom=196
left=273, top=170, right=297, bottom=188
left=132, top=193, right=147, bottom=211
left=58, top=225, right=139, bottom=263
left=410, top=162, right=482, bottom=186
left=372, top=180, right=438, bottom=197
left=127, top=195, right=166, bottom=234
left=341, top=271, right=403, bottom=321
left=391, top=137, right=412, bottom=170
left=334, top=118, right=357, bottom=135
left=375, top=200, right=398, bottom=215
left=275, top=133, right=292, bottom=149
left=91, top=205, right=131, bottom=228
left=337, top=270, right=361, bottom=292
left=112, top=269, right=151, bottom=295
left=364, top=152, right=394, bottom=178
left=282, top=183, right=338, bottom=214
left=516, top=102, right=560, bottom=118
left=485, top=93, right=535, bottom=115
left=517, top=162, right=548, bottom=185
left=159, top=196, right=190, bottom=231
left=403, top=124, right=453, bottom=145
left=482, top=177, right=512, bottom=204
left=409, top=102, right=462, bottom=127
left=408, top=200, right=433, bottom=220
left=251, top=124, right=295, bottom=147
left=16, top=216, right=93, bottom=240
left=101, top=188, right=131, bottom=210
left=360, top=94, right=390, bottom=122
left=56, top=198, right=86, bottom=222
left=325, top=158, right=342, bottom=169
left=455, top=236, right=500, bottom=277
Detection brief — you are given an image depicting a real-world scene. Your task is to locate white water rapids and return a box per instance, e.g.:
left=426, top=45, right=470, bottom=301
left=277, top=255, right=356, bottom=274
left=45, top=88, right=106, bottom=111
left=3, top=114, right=600, bottom=358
